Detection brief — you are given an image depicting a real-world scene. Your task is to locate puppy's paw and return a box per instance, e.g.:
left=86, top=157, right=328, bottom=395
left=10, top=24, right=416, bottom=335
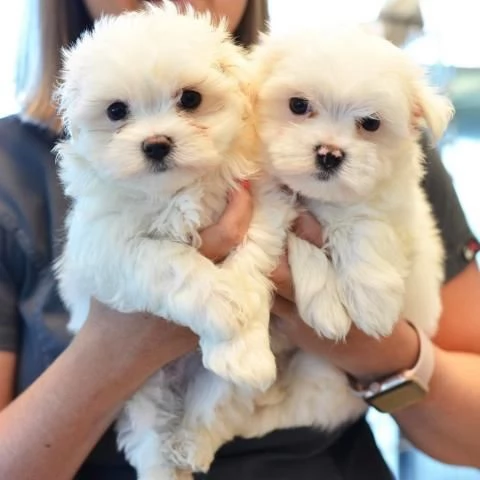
left=298, top=289, right=352, bottom=341
left=341, top=280, right=404, bottom=338
left=201, top=330, right=277, bottom=391
left=169, top=432, right=215, bottom=474
left=198, top=275, right=252, bottom=342
left=289, top=234, right=351, bottom=340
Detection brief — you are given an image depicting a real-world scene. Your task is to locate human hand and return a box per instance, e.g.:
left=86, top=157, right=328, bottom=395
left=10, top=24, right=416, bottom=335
left=270, top=210, right=324, bottom=301
left=80, top=180, right=254, bottom=377
left=270, top=211, right=420, bottom=382
left=272, top=296, right=419, bottom=382
left=198, top=180, right=253, bottom=262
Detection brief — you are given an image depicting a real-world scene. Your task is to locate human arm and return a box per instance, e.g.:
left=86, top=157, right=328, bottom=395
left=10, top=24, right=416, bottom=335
left=0, top=185, right=253, bottom=480
left=394, top=260, right=480, bottom=466
left=271, top=211, right=480, bottom=467
left=0, top=352, right=15, bottom=409
left=0, top=303, right=198, bottom=480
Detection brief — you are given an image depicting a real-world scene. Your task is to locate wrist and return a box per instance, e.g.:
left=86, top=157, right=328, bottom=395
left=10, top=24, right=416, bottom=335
left=74, top=312, right=166, bottom=388
left=332, top=320, right=420, bottom=383
left=348, top=322, right=437, bottom=413
left=79, top=304, right=197, bottom=386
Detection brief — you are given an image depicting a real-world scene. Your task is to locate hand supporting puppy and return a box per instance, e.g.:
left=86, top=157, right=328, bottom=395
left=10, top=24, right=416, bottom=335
left=270, top=212, right=420, bottom=383
left=286, top=212, right=407, bottom=340
left=67, top=183, right=260, bottom=387
left=85, top=184, right=254, bottom=376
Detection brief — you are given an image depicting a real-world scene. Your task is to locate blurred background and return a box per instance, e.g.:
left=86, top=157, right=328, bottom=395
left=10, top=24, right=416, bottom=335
left=0, top=1, right=478, bottom=478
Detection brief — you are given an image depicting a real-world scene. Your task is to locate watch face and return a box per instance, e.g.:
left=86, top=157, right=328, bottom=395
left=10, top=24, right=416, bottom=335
left=367, top=380, right=427, bottom=413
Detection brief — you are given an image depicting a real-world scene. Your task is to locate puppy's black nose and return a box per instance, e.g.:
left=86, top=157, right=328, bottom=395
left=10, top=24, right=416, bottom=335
left=315, top=144, right=346, bottom=172
left=142, top=135, right=173, bottom=162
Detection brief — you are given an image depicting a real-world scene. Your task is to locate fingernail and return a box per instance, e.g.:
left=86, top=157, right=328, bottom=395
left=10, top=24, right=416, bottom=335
left=239, top=179, right=251, bottom=191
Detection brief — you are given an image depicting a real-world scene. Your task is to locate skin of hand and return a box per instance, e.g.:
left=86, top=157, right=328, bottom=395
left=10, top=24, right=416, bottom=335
left=269, top=212, right=420, bottom=382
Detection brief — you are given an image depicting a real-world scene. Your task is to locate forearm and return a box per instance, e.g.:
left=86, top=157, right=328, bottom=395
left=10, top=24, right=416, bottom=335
left=331, top=323, right=480, bottom=466
left=329, top=323, right=480, bottom=466
left=394, top=348, right=480, bottom=467
left=0, top=332, right=148, bottom=479
left=273, top=298, right=480, bottom=467
left=0, top=306, right=194, bottom=480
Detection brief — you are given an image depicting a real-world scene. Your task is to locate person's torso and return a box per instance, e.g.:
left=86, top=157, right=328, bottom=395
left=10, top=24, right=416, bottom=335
left=0, top=115, right=393, bottom=480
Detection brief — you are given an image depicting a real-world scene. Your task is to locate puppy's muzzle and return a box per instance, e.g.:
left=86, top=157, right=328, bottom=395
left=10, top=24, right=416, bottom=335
left=142, top=135, right=174, bottom=171
left=315, top=144, right=345, bottom=173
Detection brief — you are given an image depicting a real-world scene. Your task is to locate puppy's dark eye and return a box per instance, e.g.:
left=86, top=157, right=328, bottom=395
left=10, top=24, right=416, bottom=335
left=106, top=101, right=129, bottom=121
left=358, top=116, right=381, bottom=132
left=289, top=97, right=310, bottom=115
left=178, top=90, right=202, bottom=110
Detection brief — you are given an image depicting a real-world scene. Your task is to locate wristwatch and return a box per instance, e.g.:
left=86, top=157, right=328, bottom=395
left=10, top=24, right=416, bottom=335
left=348, top=322, right=435, bottom=413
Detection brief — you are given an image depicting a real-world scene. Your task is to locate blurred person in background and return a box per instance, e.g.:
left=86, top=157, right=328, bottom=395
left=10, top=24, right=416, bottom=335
left=378, top=0, right=424, bottom=47
left=0, top=1, right=478, bottom=479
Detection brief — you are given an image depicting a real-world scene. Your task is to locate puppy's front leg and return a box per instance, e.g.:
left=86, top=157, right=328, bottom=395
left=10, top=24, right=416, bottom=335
left=86, top=237, right=249, bottom=344
left=329, top=220, right=408, bottom=337
left=288, top=232, right=352, bottom=340
left=202, top=184, right=296, bottom=391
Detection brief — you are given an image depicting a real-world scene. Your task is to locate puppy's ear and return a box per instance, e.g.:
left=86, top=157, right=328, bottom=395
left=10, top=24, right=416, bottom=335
left=412, top=78, right=454, bottom=143
left=248, top=34, right=284, bottom=87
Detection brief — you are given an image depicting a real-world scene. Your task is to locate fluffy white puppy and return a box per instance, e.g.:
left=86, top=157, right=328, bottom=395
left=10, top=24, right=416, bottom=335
left=54, top=5, right=291, bottom=479
left=233, top=27, right=452, bottom=435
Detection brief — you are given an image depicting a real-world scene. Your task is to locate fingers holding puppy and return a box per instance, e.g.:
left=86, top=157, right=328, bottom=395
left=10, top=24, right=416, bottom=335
left=270, top=210, right=324, bottom=301
left=199, top=181, right=254, bottom=263
left=293, top=211, right=324, bottom=248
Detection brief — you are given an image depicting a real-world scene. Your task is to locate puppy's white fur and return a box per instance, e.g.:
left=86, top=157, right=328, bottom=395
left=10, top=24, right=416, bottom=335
left=240, top=26, right=451, bottom=439
left=55, top=5, right=292, bottom=479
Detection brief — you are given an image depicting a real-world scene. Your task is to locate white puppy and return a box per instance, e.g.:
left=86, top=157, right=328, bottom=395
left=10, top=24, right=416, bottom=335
left=231, top=27, right=452, bottom=436
left=54, top=5, right=292, bottom=479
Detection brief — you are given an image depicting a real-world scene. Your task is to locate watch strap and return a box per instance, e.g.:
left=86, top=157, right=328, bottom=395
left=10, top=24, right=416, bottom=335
left=405, top=321, right=435, bottom=390
left=349, top=321, right=436, bottom=412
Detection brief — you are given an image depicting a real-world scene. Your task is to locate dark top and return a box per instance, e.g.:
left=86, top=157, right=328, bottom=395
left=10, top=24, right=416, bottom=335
left=0, top=115, right=476, bottom=479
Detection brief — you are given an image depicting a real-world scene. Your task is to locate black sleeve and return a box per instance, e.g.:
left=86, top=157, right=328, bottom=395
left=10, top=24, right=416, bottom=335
left=0, top=225, right=21, bottom=352
left=421, top=137, right=477, bottom=282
